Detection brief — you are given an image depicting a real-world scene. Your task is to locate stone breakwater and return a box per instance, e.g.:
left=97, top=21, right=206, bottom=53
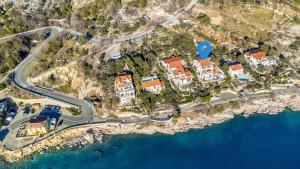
left=1, top=94, right=300, bottom=163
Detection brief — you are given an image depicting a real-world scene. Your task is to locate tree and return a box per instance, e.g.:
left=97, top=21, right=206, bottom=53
left=257, top=65, right=266, bottom=73
left=0, top=83, right=6, bottom=91
left=197, top=13, right=211, bottom=25
left=171, top=33, right=196, bottom=59
left=139, top=91, right=156, bottom=112
left=78, top=35, right=87, bottom=44
left=140, top=0, right=148, bottom=8
left=201, top=95, right=211, bottom=103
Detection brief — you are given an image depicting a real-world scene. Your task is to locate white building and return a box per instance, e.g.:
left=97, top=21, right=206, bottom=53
left=193, top=58, right=224, bottom=83
left=160, top=57, right=193, bottom=88
left=229, top=63, right=244, bottom=79
left=115, top=72, right=136, bottom=105
left=141, top=76, right=165, bottom=94
left=245, top=50, right=277, bottom=69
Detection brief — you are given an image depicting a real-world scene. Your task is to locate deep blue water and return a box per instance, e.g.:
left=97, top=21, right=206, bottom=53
left=2, top=110, right=300, bottom=169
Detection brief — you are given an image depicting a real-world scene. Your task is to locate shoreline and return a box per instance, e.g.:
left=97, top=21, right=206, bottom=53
left=1, top=94, right=300, bottom=163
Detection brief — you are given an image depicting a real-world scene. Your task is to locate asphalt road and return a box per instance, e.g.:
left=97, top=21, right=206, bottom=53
left=0, top=0, right=202, bottom=150
left=0, top=0, right=198, bottom=45
left=11, top=29, right=94, bottom=124
left=180, top=87, right=300, bottom=113
left=3, top=0, right=199, bottom=123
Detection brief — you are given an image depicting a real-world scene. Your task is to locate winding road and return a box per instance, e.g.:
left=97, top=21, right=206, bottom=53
left=2, top=0, right=300, bottom=151
left=12, top=29, right=94, bottom=123
left=0, top=0, right=199, bottom=150
left=3, top=0, right=199, bottom=123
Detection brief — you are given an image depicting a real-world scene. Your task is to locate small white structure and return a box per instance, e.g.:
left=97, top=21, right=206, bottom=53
left=193, top=58, right=224, bottom=83
left=161, top=57, right=193, bottom=88
left=115, top=72, right=136, bottom=104
left=245, top=50, right=277, bottom=69
left=141, top=76, right=165, bottom=93
left=109, top=44, right=121, bottom=60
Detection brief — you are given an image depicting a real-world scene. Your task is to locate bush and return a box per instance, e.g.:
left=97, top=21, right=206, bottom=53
left=0, top=83, right=6, bottom=91
left=67, top=107, right=82, bottom=116
left=201, top=95, right=211, bottom=103
left=197, top=13, right=211, bottom=25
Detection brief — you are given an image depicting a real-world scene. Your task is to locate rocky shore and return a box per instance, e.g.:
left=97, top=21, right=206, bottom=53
left=1, top=94, right=300, bottom=163
left=0, top=128, right=106, bottom=163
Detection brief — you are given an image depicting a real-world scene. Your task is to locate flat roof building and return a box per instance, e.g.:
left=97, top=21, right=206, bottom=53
left=25, top=115, right=50, bottom=136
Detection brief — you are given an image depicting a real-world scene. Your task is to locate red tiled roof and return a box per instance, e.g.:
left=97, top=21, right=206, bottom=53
left=251, top=51, right=267, bottom=60
left=163, top=57, right=182, bottom=64
left=164, top=56, right=193, bottom=78
left=116, top=73, right=133, bottom=88
left=196, top=58, right=212, bottom=67
left=119, top=74, right=132, bottom=82
left=213, top=66, right=220, bottom=74
left=185, top=69, right=193, bottom=77
left=141, top=79, right=162, bottom=89
left=230, top=64, right=244, bottom=71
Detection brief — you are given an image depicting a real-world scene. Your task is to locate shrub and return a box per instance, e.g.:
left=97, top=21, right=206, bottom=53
left=197, top=13, right=211, bottom=25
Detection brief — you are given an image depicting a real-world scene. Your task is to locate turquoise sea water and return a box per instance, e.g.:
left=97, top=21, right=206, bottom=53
left=2, top=110, right=300, bottom=169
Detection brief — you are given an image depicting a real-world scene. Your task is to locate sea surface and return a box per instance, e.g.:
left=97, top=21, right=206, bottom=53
left=2, top=110, right=300, bottom=169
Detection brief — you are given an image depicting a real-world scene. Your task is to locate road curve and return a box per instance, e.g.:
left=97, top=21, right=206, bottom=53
left=12, top=28, right=94, bottom=123
left=2, top=0, right=198, bottom=147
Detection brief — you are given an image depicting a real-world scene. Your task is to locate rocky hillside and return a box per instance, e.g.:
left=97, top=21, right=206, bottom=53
left=0, top=0, right=190, bottom=37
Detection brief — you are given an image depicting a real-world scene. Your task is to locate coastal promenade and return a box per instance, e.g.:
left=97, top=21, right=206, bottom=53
left=181, top=87, right=300, bottom=113
left=4, top=83, right=300, bottom=151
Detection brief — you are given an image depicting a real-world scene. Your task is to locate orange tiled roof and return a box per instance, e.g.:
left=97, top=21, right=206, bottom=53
left=116, top=73, right=133, bottom=89
left=251, top=51, right=267, bottom=60
left=196, top=58, right=212, bottom=67
left=119, top=74, right=132, bottom=82
left=174, top=66, right=185, bottom=75
left=185, top=69, right=193, bottom=77
left=163, top=57, right=182, bottom=64
left=163, top=57, right=184, bottom=70
left=141, top=79, right=162, bottom=89
left=230, top=64, right=244, bottom=71
left=213, top=66, right=220, bottom=74
left=164, top=56, right=193, bottom=78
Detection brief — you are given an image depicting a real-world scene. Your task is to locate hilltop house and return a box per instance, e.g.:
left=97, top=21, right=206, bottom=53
left=115, top=72, right=136, bottom=105
left=229, top=63, right=244, bottom=79
left=245, top=50, right=277, bottom=69
left=193, top=58, right=224, bottom=83
left=160, top=57, right=193, bottom=88
left=141, top=75, right=165, bottom=93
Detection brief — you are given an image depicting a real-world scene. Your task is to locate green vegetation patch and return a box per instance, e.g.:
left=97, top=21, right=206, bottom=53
left=196, top=13, right=211, bottom=25
left=0, top=37, right=31, bottom=74
left=67, top=107, right=82, bottom=116
left=0, top=83, right=6, bottom=91
left=127, top=0, right=148, bottom=8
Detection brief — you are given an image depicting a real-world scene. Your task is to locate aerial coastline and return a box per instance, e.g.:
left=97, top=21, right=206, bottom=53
left=1, top=93, right=300, bottom=163
left=0, top=0, right=299, bottom=165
